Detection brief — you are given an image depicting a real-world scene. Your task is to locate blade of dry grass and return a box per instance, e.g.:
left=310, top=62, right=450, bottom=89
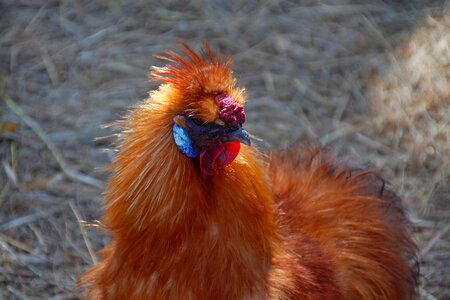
left=39, top=44, right=60, bottom=87
left=0, top=142, right=17, bottom=206
left=420, top=223, right=450, bottom=258
left=420, top=287, right=439, bottom=300
left=6, top=286, right=30, bottom=300
left=2, top=159, right=18, bottom=185
left=0, top=232, right=36, bottom=254
left=0, top=205, right=65, bottom=231
left=69, top=200, right=98, bottom=264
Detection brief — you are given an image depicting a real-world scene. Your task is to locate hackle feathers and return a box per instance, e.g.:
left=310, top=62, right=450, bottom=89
left=81, top=44, right=418, bottom=300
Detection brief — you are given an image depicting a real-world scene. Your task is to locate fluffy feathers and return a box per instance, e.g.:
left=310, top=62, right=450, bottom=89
left=81, top=44, right=418, bottom=299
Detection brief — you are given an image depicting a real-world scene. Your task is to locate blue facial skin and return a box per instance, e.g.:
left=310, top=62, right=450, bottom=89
left=173, top=123, right=200, bottom=158
left=172, top=115, right=251, bottom=157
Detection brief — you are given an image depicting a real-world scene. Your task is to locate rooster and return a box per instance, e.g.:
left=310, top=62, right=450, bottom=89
left=81, top=43, right=418, bottom=299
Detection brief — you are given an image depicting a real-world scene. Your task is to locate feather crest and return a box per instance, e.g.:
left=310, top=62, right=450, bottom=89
left=150, top=42, right=234, bottom=95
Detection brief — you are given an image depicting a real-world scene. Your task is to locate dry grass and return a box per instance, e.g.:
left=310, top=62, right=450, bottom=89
left=0, top=0, right=449, bottom=298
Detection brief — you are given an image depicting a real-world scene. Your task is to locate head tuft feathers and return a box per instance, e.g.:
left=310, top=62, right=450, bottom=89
left=150, top=42, right=235, bottom=96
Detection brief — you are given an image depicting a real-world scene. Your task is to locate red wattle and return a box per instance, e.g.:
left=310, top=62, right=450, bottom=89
left=199, top=142, right=241, bottom=175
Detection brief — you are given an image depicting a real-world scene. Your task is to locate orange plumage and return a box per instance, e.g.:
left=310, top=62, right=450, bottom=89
left=81, top=43, right=418, bottom=299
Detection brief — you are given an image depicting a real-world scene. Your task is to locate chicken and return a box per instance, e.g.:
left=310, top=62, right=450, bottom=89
left=80, top=43, right=418, bottom=299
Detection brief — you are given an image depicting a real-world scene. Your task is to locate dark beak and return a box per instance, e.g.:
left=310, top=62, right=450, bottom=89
left=228, top=126, right=251, bottom=146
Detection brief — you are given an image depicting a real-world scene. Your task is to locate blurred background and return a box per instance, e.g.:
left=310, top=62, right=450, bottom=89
left=0, top=0, right=449, bottom=299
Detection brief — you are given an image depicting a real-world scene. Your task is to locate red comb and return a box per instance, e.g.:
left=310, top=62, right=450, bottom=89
left=215, top=93, right=245, bottom=127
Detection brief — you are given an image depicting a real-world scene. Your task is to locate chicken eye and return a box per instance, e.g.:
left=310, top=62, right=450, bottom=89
left=191, top=118, right=205, bottom=126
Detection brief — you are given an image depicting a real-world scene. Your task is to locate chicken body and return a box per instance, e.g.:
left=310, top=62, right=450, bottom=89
left=81, top=44, right=417, bottom=299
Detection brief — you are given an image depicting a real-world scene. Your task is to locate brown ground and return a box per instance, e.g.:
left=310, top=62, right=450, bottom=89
left=0, top=1, right=449, bottom=299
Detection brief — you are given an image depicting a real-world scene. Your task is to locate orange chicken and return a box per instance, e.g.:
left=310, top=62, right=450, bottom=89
left=81, top=43, right=418, bottom=299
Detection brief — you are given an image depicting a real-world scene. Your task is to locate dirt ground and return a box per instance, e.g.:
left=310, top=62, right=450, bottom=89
left=0, top=0, right=449, bottom=299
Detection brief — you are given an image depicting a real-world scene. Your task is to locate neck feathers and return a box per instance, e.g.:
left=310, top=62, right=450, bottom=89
left=101, top=87, right=277, bottom=298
